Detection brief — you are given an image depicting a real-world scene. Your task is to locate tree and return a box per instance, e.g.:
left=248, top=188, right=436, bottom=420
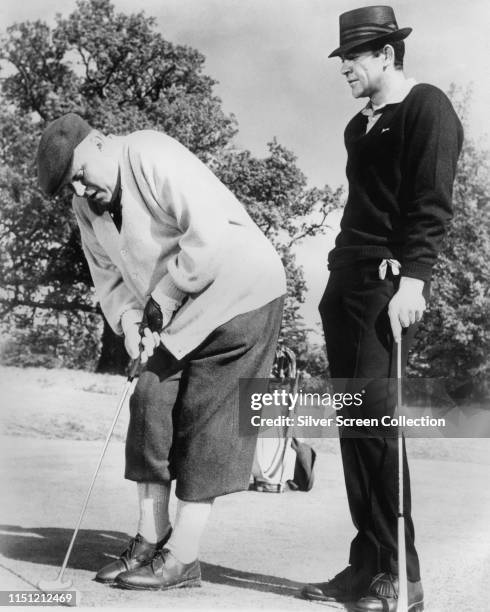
left=408, top=85, right=490, bottom=399
left=214, top=140, right=342, bottom=346
left=0, top=0, right=340, bottom=372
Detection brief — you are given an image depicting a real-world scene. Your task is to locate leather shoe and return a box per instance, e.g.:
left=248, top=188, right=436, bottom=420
left=301, top=565, right=371, bottom=602
left=115, top=548, right=201, bottom=591
left=353, top=572, right=424, bottom=611
left=95, top=531, right=171, bottom=584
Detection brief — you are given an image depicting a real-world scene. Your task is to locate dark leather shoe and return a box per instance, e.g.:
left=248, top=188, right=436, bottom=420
left=301, top=565, right=371, bottom=602
left=95, top=531, right=171, bottom=584
left=353, top=572, right=424, bottom=612
left=115, top=548, right=201, bottom=591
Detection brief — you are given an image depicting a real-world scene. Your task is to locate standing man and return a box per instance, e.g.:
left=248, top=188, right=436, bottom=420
left=302, top=6, right=463, bottom=612
left=36, top=115, right=286, bottom=590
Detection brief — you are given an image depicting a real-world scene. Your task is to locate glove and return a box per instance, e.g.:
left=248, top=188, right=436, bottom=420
left=142, top=296, right=164, bottom=333
left=122, top=296, right=181, bottom=363
left=141, top=294, right=182, bottom=334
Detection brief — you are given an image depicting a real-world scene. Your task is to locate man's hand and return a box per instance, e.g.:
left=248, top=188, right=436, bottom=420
left=137, top=295, right=179, bottom=363
left=123, top=319, right=142, bottom=360
left=121, top=308, right=161, bottom=364
left=121, top=296, right=179, bottom=364
left=388, top=277, right=426, bottom=343
left=123, top=321, right=161, bottom=364
left=142, top=296, right=164, bottom=333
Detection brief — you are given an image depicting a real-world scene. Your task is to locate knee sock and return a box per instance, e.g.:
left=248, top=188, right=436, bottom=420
left=136, top=482, right=171, bottom=544
left=166, top=498, right=214, bottom=563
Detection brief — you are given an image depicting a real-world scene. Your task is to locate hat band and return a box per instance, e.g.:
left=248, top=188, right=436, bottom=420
left=341, top=22, right=398, bottom=44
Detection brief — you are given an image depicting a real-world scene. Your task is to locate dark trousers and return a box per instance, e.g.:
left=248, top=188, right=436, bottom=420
left=125, top=297, right=284, bottom=502
left=319, top=263, right=429, bottom=582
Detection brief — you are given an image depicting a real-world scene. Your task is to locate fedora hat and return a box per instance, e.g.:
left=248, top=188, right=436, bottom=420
left=329, top=5, right=412, bottom=58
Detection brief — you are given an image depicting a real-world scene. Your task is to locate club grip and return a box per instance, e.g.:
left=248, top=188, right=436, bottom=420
left=127, top=356, right=141, bottom=381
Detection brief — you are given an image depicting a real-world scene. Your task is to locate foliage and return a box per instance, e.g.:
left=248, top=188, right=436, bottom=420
left=0, top=0, right=339, bottom=371
left=408, top=85, right=490, bottom=398
left=0, top=303, right=102, bottom=370
left=214, top=141, right=342, bottom=345
left=297, top=343, right=329, bottom=379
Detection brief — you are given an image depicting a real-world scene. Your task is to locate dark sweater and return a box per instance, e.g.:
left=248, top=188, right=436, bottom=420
left=329, top=83, right=464, bottom=281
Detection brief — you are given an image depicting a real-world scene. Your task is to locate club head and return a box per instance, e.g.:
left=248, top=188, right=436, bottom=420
left=37, top=577, right=73, bottom=591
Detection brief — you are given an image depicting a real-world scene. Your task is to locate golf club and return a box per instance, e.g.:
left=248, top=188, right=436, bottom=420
left=396, top=339, right=409, bottom=612
left=37, top=358, right=141, bottom=592
left=278, top=369, right=301, bottom=487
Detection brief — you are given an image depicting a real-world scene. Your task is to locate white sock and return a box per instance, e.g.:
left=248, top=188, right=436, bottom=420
left=136, top=482, right=171, bottom=544
left=166, top=498, right=214, bottom=563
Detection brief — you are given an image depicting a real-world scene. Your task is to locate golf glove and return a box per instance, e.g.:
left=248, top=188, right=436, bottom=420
left=142, top=294, right=181, bottom=333
left=142, top=297, right=164, bottom=333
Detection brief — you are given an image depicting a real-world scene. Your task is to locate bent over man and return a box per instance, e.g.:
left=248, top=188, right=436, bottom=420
left=302, top=6, right=463, bottom=612
left=36, top=115, right=286, bottom=591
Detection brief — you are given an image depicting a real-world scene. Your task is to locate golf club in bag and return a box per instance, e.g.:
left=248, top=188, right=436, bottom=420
left=396, top=339, right=408, bottom=612
left=37, top=358, right=141, bottom=592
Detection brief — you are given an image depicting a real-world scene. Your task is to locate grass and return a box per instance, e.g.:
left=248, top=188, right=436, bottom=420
left=0, top=365, right=488, bottom=464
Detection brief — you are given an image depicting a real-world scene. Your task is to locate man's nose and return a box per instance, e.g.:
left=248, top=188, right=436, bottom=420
left=71, top=180, right=86, bottom=197
left=340, top=58, right=352, bottom=75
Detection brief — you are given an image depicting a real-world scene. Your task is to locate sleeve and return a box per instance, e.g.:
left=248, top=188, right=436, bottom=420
left=400, top=87, right=464, bottom=281
left=72, top=199, right=143, bottom=335
left=129, top=134, right=233, bottom=305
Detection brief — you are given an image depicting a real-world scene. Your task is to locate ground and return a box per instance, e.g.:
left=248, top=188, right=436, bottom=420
left=0, top=365, right=489, bottom=611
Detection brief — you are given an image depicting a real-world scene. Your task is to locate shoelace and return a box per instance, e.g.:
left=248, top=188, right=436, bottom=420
left=121, top=535, right=154, bottom=564
left=121, top=536, right=138, bottom=560
left=151, top=548, right=169, bottom=571
left=369, top=573, right=399, bottom=598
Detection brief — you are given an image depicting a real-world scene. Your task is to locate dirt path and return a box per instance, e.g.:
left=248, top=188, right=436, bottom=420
left=0, top=366, right=489, bottom=610
left=1, top=434, right=489, bottom=611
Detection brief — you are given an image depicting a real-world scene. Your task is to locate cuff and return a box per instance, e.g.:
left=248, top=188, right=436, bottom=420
left=400, top=261, right=433, bottom=282
left=151, top=274, right=187, bottom=312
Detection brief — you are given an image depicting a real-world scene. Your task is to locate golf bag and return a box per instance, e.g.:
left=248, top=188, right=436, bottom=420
left=250, top=345, right=316, bottom=493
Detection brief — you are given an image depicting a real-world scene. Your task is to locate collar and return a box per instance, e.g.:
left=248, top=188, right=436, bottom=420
left=361, top=78, right=417, bottom=117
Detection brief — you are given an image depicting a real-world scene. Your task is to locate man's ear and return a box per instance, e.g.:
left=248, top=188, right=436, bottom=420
left=89, top=130, right=104, bottom=150
left=382, top=44, right=395, bottom=68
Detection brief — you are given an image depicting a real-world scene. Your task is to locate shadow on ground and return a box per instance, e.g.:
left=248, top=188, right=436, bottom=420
left=0, top=524, right=130, bottom=572
left=0, top=524, right=350, bottom=605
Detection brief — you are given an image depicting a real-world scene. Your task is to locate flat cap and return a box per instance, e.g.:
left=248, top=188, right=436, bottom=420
left=36, top=113, right=92, bottom=197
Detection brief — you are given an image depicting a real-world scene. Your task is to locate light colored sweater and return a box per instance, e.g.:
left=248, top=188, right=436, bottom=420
left=73, top=130, right=287, bottom=359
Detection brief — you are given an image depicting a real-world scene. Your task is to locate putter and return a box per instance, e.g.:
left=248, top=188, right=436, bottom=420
left=396, top=339, right=409, bottom=612
left=37, top=358, right=140, bottom=592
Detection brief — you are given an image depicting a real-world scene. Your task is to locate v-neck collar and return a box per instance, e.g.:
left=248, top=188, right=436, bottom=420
left=362, top=78, right=417, bottom=115
left=352, top=81, right=418, bottom=139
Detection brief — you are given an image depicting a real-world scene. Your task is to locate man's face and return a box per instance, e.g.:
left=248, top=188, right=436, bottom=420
left=340, top=49, right=384, bottom=99
left=66, top=134, right=119, bottom=206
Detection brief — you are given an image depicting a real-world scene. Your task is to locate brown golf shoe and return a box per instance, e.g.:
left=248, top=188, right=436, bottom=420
left=95, top=531, right=171, bottom=585
left=114, top=548, right=201, bottom=590
left=301, top=565, right=371, bottom=602
left=353, top=572, right=424, bottom=612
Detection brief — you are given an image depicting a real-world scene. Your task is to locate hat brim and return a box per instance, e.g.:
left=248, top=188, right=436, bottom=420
left=328, top=27, right=412, bottom=58
left=51, top=155, right=76, bottom=197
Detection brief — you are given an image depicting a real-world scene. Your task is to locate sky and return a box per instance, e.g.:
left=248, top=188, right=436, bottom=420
left=1, top=0, right=489, bottom=341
